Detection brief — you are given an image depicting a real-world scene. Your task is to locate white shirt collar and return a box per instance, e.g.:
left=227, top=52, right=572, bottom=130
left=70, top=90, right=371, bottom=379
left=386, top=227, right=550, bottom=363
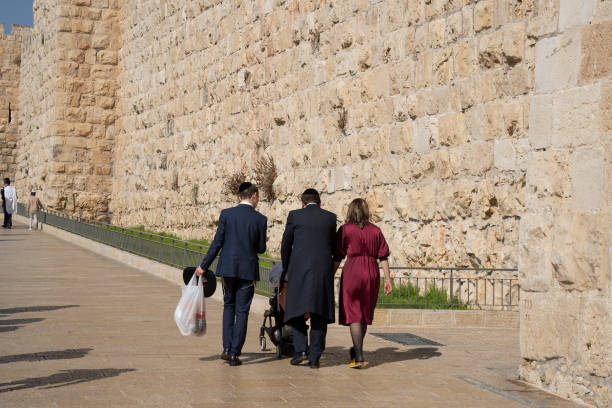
left=306, top=203, right=318, bottom=206
left=239, top=201, right=253, bottom=207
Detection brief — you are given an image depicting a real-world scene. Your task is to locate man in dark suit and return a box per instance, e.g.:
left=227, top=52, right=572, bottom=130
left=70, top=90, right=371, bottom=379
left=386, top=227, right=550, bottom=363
left=195, top=182, right=267, bottom=366
left=281, top=188, right=337, bottom=368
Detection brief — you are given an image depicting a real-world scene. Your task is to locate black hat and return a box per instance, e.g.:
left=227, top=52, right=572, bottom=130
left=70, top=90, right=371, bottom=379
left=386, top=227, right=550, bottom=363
left=182, top=267, right=217, bottom=298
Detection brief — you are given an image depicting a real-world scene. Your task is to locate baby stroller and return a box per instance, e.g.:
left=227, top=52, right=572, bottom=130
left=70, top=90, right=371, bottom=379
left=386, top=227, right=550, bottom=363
left=259, top=264, right=295, bottom=358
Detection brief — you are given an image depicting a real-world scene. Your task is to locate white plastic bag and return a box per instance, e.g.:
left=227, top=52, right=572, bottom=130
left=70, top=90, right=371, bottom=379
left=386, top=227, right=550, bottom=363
left=174, top=274, right=206, bottom=336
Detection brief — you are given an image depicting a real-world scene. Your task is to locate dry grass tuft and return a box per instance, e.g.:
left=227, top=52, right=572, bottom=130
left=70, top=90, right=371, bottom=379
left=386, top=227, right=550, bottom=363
left=253, top=155, right=277, bottom=201
left=223, top=169, right=246, bottom=197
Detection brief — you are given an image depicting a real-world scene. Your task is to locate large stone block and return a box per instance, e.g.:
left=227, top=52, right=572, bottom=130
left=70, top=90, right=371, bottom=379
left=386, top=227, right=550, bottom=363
left=474, top=0, right=494, bottom=33
left=429, top=18, right=445, bottom=48
left=551, top=211, right=610, bottom=291
left=454, top=40, right=477, bottom=79
left=558, top=0, right=596, bottom=31
left=520, top=291, right=580, bottom=361
left=362, top=65, right=390, bottom=101
left=525, top=150, right=571, bottom=206
left=552, top=83, right=601, bottom=149
left=535, top=31, right=581, bottom=93
left=519, top=211, right=554, bottom=292
left=571, top=147, right=604, bottom=212
left=582, top=297, right=612, bottom=378
left=580, top=21, right=612, bottom=83
left=494, top=139, right=517, bottom=171
left=528, top=94, right=552, bottom=149
left=438, top=112, right=466, bottom=147
left=413, top=117, right=438, bottom=153
left=478, top=31, right=503, bottom=69
left=502, top=23, right=524, bottom=65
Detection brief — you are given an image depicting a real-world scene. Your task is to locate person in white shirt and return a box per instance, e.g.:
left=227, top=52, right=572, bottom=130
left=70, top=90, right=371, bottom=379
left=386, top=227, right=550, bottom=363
left=2, top=178, right=17, bottom=229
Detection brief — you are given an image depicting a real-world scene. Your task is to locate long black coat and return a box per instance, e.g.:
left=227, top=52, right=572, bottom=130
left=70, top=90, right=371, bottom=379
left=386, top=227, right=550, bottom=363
left=281, top=205, right=337, bottom=323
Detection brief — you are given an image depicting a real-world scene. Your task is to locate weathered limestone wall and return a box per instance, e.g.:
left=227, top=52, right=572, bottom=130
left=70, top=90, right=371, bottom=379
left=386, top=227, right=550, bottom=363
left=0, top=24, right=29, bottom=181
left=14, top=0, right=119, bottom=220
left=14, top=1, right=59, bottom=202
left=112, top=0, right=534, bottom=268
left=519, top=1, right=612, bottom=407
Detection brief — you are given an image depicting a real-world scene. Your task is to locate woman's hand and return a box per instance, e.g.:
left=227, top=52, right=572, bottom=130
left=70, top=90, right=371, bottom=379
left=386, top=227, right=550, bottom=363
left=384, top=279, right=392, bottom=296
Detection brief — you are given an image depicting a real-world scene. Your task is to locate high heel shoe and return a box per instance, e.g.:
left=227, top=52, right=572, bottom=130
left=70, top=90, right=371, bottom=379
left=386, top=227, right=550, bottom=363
left=348, top=359, right=364, bottom=369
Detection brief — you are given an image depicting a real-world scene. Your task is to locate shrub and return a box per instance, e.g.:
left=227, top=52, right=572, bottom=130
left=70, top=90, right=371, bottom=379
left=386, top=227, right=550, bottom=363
left=222, top=168, right=246, bottom=197
left=253, top=155, right=277, bottom=201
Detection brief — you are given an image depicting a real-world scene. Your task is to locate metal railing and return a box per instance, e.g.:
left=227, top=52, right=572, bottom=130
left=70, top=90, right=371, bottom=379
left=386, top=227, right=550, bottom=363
left=17, top=204, right=519, bottom=310
left=17, top=204, right=280, bottom=296
left=376, top=267, right=519, bottom=310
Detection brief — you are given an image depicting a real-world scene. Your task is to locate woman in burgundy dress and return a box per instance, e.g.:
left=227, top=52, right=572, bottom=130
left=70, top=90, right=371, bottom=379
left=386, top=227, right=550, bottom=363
left=333, top=198, right=392, bottom=368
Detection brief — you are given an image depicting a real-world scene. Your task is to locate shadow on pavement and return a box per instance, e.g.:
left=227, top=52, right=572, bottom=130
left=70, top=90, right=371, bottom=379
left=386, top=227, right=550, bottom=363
left=0, top=348, right=94, bottom=364
left=0, top=318, right=45, bottom=326
left=0, top=305, right=79, bottom=315
left=0, top=368, right=137, bottom=393
left=199, top=351, right=280, bottom=364
left=0, top=326, right=21, bottom=333
left=363, top=347, right=442, bottom=368
left=319, top=346, right=441, bottom=368
left=0, top=318, right=45, bottom=333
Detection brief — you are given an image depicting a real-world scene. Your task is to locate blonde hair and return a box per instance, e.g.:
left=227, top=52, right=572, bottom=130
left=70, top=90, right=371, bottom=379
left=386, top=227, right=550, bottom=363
left=346, top=198, right=370, bottom=229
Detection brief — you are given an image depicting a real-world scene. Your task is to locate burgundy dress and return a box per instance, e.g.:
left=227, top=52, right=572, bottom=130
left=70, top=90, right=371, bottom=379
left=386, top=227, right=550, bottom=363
left=334, top=222, right=390, bottom=326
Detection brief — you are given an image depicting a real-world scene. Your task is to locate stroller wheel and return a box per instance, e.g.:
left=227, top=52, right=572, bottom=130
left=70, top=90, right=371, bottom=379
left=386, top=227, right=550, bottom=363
left=260, top=336, right=267, bottom=351
left=276, top=345, right=282, bottom=359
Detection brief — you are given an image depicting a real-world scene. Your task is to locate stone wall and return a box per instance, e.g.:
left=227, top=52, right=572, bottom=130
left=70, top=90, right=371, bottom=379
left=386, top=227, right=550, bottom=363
left=519, top=1, right=612, bottom=407
left=111, top=0, right=534, bottom=269
left=14, top=0, right=119, bottom=220
left=0, top=24, right=29, bottom=182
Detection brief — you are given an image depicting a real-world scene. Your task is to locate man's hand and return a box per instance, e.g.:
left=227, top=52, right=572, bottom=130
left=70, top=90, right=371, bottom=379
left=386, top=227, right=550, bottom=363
left=384, top=279, right=392, bottom=296
left=195, top=266, right=205, bottom=277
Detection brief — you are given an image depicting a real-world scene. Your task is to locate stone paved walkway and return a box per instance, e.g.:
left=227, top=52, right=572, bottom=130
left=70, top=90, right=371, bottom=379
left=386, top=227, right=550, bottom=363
left=0, top=223, right=581, bottom=408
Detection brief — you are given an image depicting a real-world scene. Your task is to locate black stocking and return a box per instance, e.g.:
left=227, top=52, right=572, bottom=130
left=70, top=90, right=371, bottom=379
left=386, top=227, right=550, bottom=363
left=350, top=323, right=367, bottom=361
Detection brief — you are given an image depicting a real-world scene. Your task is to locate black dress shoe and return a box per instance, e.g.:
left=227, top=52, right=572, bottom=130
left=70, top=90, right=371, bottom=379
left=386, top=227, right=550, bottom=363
left=309, top=358, right=320, bottom=369
left=228, top=354, right=242, bottom=366
left=221, top=348, right=230, bottom=361
left=290, top=352, right=308, bottom=365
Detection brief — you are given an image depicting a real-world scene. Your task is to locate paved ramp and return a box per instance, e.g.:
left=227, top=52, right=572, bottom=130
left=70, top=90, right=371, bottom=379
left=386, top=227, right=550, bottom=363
left=0, top=223, right=580, bottom=408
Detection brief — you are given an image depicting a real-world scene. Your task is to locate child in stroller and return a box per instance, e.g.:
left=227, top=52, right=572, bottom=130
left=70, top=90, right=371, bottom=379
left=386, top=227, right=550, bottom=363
left=259, top=263, right=296, bottom=358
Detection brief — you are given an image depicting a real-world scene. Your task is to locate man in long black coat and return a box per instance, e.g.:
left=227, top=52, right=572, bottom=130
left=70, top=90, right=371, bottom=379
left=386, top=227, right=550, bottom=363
left=281, top=188, right=337, bottom=368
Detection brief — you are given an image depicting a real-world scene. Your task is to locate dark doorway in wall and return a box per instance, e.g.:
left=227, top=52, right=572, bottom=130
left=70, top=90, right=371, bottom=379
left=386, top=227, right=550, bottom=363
left=8, top=103, right=11, bottom=124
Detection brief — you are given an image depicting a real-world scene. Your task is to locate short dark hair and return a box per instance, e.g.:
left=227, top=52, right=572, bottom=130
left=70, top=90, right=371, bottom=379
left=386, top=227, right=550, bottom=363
left=238, top=182, right=258, bottom=199
left=31, top=191, right=36, bottom=196
left=301, top=188, right=320, bottom=205
left=3, top=178, right=9, bottom=185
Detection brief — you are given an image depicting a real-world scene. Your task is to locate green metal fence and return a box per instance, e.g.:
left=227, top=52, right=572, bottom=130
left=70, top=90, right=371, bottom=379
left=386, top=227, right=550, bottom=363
left=17, top=204, right=519, bottom=310
left=18, top=204, right=278, bottom=296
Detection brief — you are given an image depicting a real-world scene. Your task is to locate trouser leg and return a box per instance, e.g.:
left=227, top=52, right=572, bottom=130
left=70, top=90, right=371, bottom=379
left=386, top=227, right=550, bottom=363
left=222, top=277, right=237, bottom=351
left=289, top=316, right=308, bottom=354
left=308, top=314, right=327, bottom=362
left=230, top=279, right=255, bottom=355
left=29, top=215, right=33, bottom=229
left=33, top=214, right=38, bottom=229
left=6, top=213, right=11, bottom=227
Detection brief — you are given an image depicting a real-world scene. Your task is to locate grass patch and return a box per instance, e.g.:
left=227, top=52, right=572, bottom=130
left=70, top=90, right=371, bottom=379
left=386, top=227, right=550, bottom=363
left=377, top=281, right=468, bottom=310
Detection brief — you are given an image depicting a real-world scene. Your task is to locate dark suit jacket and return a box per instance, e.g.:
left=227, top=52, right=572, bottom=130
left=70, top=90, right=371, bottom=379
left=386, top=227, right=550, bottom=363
left=281, top=204, right=337, bottom=323
left=200, top=204, right=267, bottom=281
